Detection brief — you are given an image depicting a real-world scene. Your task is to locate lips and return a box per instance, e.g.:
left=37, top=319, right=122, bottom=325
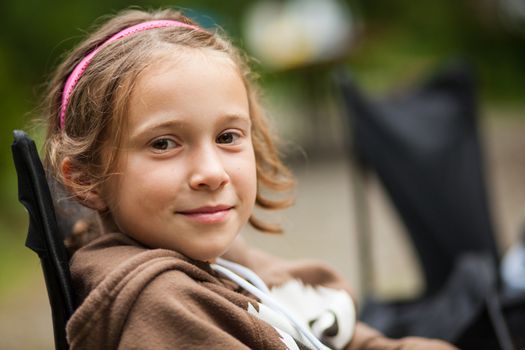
left=178, top=205, right=233, bottom=224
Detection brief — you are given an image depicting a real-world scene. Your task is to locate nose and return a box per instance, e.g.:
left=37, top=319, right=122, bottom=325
left=189, top=146, right=230, bottom=191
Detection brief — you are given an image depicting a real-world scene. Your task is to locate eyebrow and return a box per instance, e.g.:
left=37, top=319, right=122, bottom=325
left=220, top=114, right=252, bottom=127
left=130, top=119, right=186, bottom=140
left=130, top=114, right=251, bottom=139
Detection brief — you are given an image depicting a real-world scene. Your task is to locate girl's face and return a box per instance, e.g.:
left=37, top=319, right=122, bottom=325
left=101, top=48, right=257, bottom=262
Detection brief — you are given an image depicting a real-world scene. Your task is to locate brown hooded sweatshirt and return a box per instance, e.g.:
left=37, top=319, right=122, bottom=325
left=66, top=232, right=457, bottom=350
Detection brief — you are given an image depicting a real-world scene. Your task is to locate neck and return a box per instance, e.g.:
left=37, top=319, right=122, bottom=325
left=98, top=211, right=119, bottom=234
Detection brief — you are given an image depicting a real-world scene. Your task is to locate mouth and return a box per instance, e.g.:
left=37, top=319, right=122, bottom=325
left=177, top=205, right=233, bottom=224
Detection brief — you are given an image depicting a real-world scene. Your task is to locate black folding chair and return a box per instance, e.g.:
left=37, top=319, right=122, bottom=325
left=335, top=62, right=500, bottom=296
left=333, top=62, right=523, bottom=349
left=11, top=130, right=75, bottom=350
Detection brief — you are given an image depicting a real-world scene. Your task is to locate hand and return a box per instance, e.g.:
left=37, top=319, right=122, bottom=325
left=349, top=324, right=459, bottom=350
left=395, top=337, right=459, bottom=350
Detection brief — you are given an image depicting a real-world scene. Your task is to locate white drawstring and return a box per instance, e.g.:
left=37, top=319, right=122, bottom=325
left=215, top=258, right=271, bottom=293
left=211, top=259, right=331, bottom=350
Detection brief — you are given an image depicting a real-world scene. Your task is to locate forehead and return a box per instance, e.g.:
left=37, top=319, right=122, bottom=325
left=149, top=46, right=239, bottom=74
left=133, top=46, right=244, bottom=96
left=126, top=47, right=250, bottom=133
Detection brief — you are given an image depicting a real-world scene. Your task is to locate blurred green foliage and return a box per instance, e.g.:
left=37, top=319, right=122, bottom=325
left=1, top=0, right=524, bottom=294
left=350, top=0, right=525, bottom=101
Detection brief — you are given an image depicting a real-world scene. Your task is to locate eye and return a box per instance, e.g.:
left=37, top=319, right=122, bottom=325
left=150, top=138, right=178, bottom=151
left=216, top=131, right=241, bottom=145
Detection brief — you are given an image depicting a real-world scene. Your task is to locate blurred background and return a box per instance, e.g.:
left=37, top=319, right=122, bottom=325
left=1, top=0, right=525, bottom=348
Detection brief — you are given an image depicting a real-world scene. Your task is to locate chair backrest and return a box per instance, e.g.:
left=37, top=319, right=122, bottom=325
left=334, top=62, right=500, bottom=295
left=11, top=130, right=75, bottom=350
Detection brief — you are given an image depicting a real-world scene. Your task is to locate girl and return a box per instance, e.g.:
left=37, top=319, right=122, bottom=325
left=42, top=7, right=456, bottom=350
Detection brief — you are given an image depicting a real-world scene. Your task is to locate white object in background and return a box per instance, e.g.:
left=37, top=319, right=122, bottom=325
left=243, top=0, right=354, bottom=69
left=500, top=0, right=525, bottom=23
left=501, top=233, right=525, bottom=293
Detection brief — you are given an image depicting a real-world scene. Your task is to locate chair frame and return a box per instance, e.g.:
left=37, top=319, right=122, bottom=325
left=12, top=130, right=75, bottom=350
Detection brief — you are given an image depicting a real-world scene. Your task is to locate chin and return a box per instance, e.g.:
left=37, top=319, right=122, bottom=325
left=186, top=239, right=235, bottom=262
left=187, top=249, right=223, bottom=263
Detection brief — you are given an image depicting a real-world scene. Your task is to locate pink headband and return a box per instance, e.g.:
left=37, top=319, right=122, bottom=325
left=59, top=20, right=199, bottom=129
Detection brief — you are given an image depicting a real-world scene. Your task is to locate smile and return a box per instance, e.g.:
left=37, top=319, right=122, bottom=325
left=178, top=205, right=233, bottom=224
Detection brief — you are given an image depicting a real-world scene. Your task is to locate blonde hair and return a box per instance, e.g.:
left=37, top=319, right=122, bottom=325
left=43, top=8, right=294, bottom=235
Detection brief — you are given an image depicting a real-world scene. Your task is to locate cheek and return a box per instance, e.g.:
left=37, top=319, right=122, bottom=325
left=231, top=150, right=257, bottom=203
left=105, top=158, right=185, bottom=210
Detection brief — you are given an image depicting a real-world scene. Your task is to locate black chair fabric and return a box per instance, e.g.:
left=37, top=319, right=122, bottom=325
left=333, top=62, right=525, bottom=348
left=335, top=62, right=499, bottom=295
left=12, top=130, right=74, bottom=350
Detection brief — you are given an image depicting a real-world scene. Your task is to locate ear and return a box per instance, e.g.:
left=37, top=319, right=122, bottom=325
left=60, top=157, right=108, bottom=212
